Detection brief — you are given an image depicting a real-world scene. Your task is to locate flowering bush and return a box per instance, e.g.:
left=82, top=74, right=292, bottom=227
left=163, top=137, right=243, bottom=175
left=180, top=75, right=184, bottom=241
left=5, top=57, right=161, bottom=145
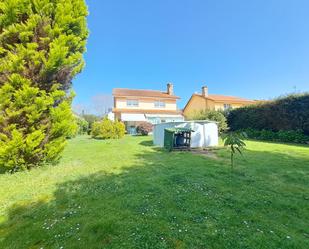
left=136, top=122, right=153, bottom=136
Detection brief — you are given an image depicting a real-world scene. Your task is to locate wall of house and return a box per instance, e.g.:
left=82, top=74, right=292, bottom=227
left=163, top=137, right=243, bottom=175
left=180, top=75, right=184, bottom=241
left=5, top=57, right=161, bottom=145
left=184, top=95, right=252, bottom=116
left=214, top=102, right=248, bottom=111
left=115, top=97, right=177, bottom=111
left=183, top=95, right=207, bottom=117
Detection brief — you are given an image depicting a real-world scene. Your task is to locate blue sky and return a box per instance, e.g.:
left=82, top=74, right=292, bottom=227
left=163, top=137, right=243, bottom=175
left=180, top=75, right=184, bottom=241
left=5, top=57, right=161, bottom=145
left=73, top=0, right=309, bottom=114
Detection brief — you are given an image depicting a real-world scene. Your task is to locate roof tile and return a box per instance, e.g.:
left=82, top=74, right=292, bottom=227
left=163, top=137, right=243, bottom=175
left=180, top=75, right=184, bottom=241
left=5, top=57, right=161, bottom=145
left=113, top=88, right=180, bottom=99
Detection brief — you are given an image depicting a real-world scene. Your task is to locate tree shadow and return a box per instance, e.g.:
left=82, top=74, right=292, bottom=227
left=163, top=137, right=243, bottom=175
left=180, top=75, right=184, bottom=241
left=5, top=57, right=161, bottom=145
left=139, top=140, right=154, bottom=147
left=0, top=146, right=308, bottom=249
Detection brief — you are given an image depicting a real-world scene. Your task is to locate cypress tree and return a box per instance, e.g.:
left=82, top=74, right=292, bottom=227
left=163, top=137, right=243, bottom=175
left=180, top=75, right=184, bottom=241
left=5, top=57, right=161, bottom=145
left=0, top=0, right=88, bottom=171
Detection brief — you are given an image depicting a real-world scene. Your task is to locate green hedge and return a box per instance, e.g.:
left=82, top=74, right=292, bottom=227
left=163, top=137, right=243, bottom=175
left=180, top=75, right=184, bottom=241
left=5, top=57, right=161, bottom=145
left=242, top=128, right=309, bottom=144
left=228, top=94, right=309, bottom=135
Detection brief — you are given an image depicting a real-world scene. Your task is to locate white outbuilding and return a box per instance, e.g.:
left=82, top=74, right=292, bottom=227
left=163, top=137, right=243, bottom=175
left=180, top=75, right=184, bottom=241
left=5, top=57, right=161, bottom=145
left=153, top=121, right=219, bottom=148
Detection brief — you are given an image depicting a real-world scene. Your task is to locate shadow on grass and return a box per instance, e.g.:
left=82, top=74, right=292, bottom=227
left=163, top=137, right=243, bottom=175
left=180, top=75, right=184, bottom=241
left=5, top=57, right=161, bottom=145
left=139, top=139, right=154, bottom=147
left=0, top=146, right=308, bottom=249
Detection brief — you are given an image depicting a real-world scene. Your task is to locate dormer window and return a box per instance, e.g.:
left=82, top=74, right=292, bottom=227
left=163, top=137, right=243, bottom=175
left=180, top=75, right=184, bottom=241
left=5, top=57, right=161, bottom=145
left=154, top=100, right=166, bottom=108
left=127, top=99, right=139, bottom=107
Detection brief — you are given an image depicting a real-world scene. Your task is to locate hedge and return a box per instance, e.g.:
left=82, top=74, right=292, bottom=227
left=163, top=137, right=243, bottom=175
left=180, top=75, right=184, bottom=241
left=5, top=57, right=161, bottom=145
left=242, top=128, right=309, bottom=144
left=227, top=94, right=309, bottom=135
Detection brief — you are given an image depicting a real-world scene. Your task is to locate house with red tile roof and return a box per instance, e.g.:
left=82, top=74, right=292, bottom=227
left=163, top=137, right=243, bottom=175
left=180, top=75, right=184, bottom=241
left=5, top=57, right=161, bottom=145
left=183, top=86, right=255, bottom=118
left=112, top=83, right=184, bottom=134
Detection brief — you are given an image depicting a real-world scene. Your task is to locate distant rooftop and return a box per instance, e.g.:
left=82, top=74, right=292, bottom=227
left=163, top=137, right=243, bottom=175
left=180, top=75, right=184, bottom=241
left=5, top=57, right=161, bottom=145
left=113, top=88, right=180, bottom=99
left=194, top=93, right=254, bottom=103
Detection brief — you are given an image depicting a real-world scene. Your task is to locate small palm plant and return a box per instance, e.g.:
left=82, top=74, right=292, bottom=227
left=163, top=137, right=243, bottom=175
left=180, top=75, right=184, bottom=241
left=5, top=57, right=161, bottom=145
left=222, top=132, right=247, bottom=169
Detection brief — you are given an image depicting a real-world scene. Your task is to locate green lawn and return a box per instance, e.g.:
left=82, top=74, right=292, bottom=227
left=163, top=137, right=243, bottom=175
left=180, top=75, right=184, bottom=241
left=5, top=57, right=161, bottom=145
left=0, top=136, right=308, bottom=249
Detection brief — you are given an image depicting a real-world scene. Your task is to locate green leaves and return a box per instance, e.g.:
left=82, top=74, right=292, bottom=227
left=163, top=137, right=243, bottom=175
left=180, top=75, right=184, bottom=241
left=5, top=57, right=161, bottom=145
left=0, top=0, right=88, bottom=171
left=187, top=109, right=228, bottom=133
left=91, top=118, right=126, bottom=140
left=222, top=132, right=247, bottom=169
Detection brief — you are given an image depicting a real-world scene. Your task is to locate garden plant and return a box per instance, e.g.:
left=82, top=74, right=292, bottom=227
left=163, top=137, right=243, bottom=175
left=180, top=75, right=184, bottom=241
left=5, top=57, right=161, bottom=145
left=0, top=0, right=88, bottom=172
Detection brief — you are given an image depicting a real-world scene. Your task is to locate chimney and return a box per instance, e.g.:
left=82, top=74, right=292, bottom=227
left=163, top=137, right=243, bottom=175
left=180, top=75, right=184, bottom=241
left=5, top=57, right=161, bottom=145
left=167, top=83, right=174, bottom=95
left=202, top=86, right=208, bottom=97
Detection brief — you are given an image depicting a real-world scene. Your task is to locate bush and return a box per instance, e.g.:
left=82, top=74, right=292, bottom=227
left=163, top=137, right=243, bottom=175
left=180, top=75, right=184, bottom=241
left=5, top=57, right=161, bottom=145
left=91, top=118, right=125, bottom=139
left=136, top=122, right=153, bottom=136
left=228, top=94, right=309, bottom=135
left=76, top=116, right=89, bottom=135
left=82, top=114, right=101, bottom=134
left=186, top=109, right=228, bottom=133
left=242, top=128, right=309, bottom=144
left=114, top=120, right=126, bottom=138
left=0, top=0, right=88, bottom=172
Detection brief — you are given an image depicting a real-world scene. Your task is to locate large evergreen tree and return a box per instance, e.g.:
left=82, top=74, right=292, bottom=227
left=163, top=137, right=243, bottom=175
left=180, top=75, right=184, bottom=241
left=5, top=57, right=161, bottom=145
left=0, top=0, right=88, bottom=171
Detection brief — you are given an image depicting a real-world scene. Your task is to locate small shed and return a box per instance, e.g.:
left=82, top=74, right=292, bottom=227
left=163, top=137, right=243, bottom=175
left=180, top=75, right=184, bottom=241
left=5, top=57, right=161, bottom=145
left=153, top=121, right=219, bottom=148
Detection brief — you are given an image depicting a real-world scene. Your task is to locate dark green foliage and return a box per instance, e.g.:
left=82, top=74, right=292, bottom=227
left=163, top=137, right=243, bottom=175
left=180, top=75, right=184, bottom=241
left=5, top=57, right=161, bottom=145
left=91, top=118, right=125, bottom=139
left=0, top=0, right=88, bottom=171
left=228, top=94, right=309, bottom=135
left=136, top=122, right=153, bottom=136
left=243, top=128, right=309, bottom=144
left=187, top=109, right=228, bottom=133
left=222, top=132, right=246, bottom=168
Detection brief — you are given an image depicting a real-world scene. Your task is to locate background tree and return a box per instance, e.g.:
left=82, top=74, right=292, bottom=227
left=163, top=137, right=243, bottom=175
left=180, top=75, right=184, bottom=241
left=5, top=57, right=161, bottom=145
left=0, top=0, right=88, bottom=172
left=186, top=109, right=228, bottom=133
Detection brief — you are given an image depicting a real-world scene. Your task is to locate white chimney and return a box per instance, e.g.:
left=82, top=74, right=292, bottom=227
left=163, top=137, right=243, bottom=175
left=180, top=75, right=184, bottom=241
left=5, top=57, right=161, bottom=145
left=167, top=83, right=174, bottom=95
left=202, top=86, right=208, bottom=97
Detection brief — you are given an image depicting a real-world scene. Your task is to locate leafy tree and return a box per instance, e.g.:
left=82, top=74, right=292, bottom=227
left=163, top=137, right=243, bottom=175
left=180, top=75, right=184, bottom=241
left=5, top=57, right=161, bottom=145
left=0, top=0, right=88, bottom=172
left=186, top=109, right=228, bottom=133
left=222, top=132, right=246, bottom=169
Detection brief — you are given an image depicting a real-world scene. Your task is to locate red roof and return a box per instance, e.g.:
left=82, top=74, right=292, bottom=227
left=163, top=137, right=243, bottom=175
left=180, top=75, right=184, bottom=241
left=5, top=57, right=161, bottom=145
left=113, top=88, right=180, bottom=99
left=194, top=94, right=254, bottom=103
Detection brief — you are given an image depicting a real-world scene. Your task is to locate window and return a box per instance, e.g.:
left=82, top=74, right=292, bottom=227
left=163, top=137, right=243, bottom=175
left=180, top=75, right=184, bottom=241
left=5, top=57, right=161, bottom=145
left=154, top=100, right=166, bottom=108
left=127, top=99, right=139, bottom=107
left=223, top=104, right=232, bottom=110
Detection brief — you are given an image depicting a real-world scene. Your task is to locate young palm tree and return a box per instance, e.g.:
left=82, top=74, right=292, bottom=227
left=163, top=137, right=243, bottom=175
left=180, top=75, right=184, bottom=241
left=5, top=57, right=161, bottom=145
left=222, top=132, right=247, bottom=169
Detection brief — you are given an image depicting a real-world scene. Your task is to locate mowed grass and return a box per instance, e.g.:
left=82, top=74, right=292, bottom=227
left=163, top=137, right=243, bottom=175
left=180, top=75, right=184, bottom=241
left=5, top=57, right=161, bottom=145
left=0, top=136, right=308, bottom=249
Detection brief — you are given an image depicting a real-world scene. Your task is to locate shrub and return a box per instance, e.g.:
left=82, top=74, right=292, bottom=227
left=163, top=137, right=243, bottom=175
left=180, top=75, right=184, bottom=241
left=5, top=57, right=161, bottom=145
left=186, top=109, right=228, bottom=133
left=136, top=122, right=153, bottom=136
left=0, top=0, right=88, bottom=172
left=228, top=94, right=309, bottom=135
left=91, top=118, right=125, bottom=139
left=76, top=116, right=89, bottom=135
left=114, top=120, right=126, bottom=138
left=82, top=114, right=101, bottom=134
left=241, top=128, right=309, bottom=144
left=222, top=132, right=246, bottom=169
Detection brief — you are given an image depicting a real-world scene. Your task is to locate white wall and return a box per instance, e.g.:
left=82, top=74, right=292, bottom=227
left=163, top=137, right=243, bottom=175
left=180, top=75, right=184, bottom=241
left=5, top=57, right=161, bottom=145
left=115, top=97, right=177, bottom=111
left=153, top=121, right=219, bottom=148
